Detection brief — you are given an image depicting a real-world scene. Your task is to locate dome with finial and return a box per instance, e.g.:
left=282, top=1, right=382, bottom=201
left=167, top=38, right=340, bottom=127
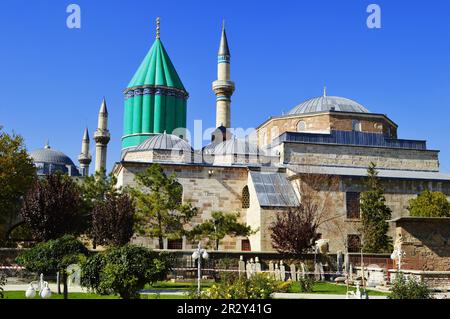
left=286, top=88, right=370, bottom=115
left=135, top=133, right=193, bottom=152
left=30, top=142, right=80, bottom=176
left=203, top=138, right=263, bottom=156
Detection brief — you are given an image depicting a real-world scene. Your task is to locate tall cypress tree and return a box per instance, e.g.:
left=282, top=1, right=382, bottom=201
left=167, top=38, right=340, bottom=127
left=360, top=163, right=393, bottom=253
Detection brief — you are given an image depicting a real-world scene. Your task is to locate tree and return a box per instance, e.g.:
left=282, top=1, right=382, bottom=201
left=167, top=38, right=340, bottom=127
left=360, top=163, right=393, bottom=253
left=388, top=273, right=432, bottom=299
left=188, top=211, right=255, bottom=250
left=90, top=193, right=135, bottom=247
left=130, top=164, right=197, bottom=249
left=408, top=190, right=450, bottom=217
left=80, top=168, right=119, bottom=211
left=0, top=127, right=36, bottom=240
left=16, top=235, right=89, bottom=299
left=81, top=245, right=172, bottom=299
left=270, top=173, right=340, bottom=255
left=270, top=207, right=321, bottom=254
left=80, top=169, right=125, bottom=248
left=20, top=173, right=87, bottom=242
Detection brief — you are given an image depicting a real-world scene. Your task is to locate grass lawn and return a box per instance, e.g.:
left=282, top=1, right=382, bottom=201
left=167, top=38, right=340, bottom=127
left=289, top=282, right=390, bottom=296
left=144, top=280, right=215, bottom=291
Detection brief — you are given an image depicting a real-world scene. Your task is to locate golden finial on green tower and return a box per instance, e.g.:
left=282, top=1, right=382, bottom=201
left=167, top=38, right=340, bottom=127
left=156, top=17, right=160, bottom=39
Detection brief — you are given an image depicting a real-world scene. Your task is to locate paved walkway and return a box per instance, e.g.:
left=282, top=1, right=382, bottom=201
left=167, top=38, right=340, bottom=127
left=272, top=293, right=387, bottom=299
left=3, top=283, right=87, bottom=293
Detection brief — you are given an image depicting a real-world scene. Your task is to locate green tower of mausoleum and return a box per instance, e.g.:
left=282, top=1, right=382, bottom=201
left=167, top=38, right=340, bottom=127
left=122, top=18, right=189, bottom=150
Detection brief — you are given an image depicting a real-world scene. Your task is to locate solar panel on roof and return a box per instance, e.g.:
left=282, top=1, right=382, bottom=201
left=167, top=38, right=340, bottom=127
left=250, top=172, right=299, bottom=207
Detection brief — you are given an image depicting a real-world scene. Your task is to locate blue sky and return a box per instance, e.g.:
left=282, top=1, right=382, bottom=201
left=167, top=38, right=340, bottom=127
left=0, top=0, right=449, bottom=173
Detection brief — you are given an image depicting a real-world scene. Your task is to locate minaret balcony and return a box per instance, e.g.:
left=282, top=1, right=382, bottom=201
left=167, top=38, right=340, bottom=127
left=78, top=154, right=92, bottom=165
left=212, top=80, right=235, bottom=93
left=94, top=130, right=111, bottom=144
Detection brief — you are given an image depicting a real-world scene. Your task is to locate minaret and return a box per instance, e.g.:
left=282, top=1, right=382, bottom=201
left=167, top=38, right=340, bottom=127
left=78, top=127, right=92, bottom=176
left=212, top=21, right=235, bottom=128
left=94, top=98, right=110, bottom=174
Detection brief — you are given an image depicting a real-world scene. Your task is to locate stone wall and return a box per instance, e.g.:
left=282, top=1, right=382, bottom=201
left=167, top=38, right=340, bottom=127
left=392, top=218, right=450, bottom=271
left=284, top=143, right=439, bottom=172
left=116, top=162, right=249, bottom=251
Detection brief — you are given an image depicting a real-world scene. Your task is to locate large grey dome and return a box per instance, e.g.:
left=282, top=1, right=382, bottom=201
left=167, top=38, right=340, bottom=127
left=287, top=95, right=370, bottom=115
left=203, top=138, right=263, bottom=155
left=30, top=143, right=79, bottom=176
left=135, top=133, right=193, bottom=152
left=30, top=145, right=77, bottom=166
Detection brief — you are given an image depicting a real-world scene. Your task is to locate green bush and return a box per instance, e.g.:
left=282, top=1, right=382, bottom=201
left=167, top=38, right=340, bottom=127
left=15, top=235, right=89, bottom=299
left=388, top=273, right=432, bottom=299
left=81, top=245, right=173, bottom=299
left=195, top=273, right=291, bottom=299
left=297, top=276, right=315, bottom=292
left=408, top=190, right=450, bottom=217
left=16, top=235, right=88, bottom=275
left=0, top=272, right=6, bottom=299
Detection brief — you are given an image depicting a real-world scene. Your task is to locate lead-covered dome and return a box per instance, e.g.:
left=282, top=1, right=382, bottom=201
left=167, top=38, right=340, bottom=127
left=203, top=138, right=263, bottom=155
left=135, top=133, right=193, bottom=152
left=30, top=143, right=79, bottom=176
left=287, top=95, right=370, bottom=115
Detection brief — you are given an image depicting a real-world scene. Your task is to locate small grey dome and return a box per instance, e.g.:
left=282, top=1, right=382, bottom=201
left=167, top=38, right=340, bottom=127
left=135, top=133, right=193, bottom=152
left=203, top=138, right=263, bottom=155
left=287, top=95, right=370, bottom=115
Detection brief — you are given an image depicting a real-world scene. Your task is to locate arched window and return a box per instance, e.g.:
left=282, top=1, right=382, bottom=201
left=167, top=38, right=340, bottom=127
left=352, top=120, right=362, bottom=132
left=242, top=186, right=250, bottom=208
left=297, top=121, right=307, bottom=132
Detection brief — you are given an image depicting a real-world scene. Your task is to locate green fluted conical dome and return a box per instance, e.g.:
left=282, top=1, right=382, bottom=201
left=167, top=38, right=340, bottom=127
left=127, top=39, right=186, bottom=91
left=122, top=37, right=188, bottom=150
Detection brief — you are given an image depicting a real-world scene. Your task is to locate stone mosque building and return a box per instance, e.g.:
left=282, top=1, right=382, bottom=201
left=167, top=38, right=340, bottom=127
left=29, top=19, right=450, bottom=253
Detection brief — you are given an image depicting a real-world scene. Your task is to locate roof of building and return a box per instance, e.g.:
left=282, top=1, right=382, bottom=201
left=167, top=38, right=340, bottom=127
left=389, top=217, right=450, bottom=223
left=287, top=165, right=450, bottom=182
left=273, top=130, right=428, bottom=151
left=203, top=138, right=263, bottom=155
left=250, top=172, right=299, bottom=207
left=127, top=38, right=186, bottom=91
left=287, top=93, right=370, bottom=115
left=30, top=143, right=77, bottom=167
left=134, top=133, right=193, bottom=152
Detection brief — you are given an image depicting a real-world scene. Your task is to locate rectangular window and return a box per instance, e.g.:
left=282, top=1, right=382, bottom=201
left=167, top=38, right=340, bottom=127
left=241, top=239, right=251, bottom=252
left=346, top=192, right=361, bottom=219
left=347, top=234, right=361, bottom=253
left=167, top=239, right=183, bottom=250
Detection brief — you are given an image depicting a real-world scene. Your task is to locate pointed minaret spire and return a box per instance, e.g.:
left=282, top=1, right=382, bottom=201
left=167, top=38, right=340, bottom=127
left=82, top=127, right=89, bottom=141
left=323, top=86, right=327, bottom=97
left=78, top=127, right=92, bottom=177
left=94, top=98, right=110, bottom=174
left=218, top=20, right=230, bottom=56
left=156, top=17, right=160, bottom=39
left=212, top=20, right=235, bottom=129
left=99, top=97, right=108, bottom=115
